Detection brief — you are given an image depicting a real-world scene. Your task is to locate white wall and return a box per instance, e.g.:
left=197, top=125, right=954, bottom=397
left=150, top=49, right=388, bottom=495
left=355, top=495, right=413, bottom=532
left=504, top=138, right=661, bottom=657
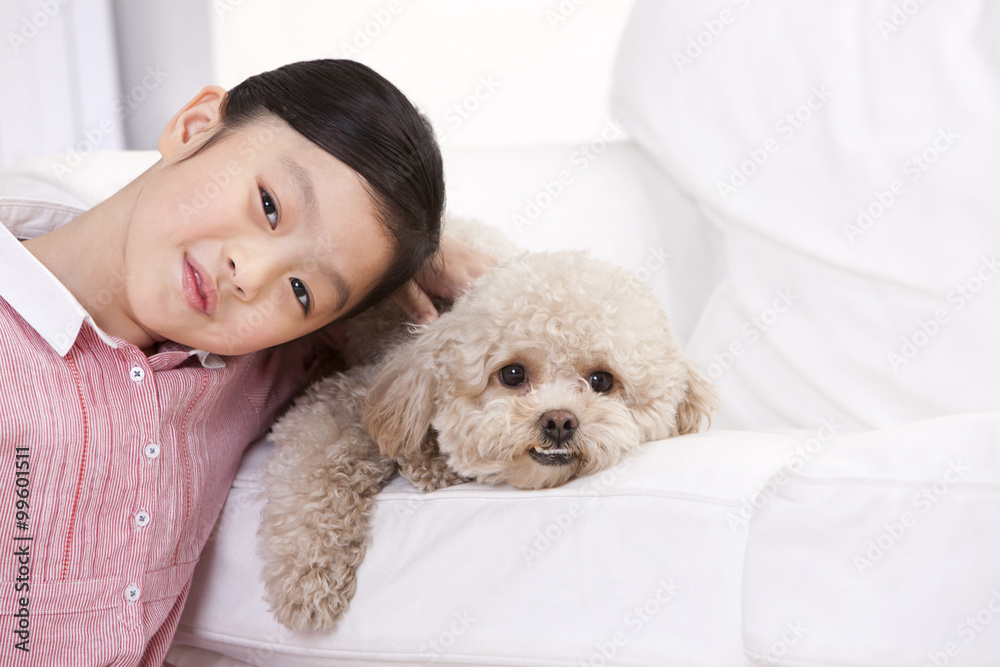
left=1, top=1, right=635, bottom=167
left=210, top=0, right=636, bottom=158
left=110, top=0, right=213, bottom=151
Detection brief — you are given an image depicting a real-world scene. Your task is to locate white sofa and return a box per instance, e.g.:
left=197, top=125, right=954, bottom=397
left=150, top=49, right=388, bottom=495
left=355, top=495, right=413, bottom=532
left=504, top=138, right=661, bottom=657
left=165, top=1, right=1000, bottom=664
left=5, top=1, right=997, bottom=665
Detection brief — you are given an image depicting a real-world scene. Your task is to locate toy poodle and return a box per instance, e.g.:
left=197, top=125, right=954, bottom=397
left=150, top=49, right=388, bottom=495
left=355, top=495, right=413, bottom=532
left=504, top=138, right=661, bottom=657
left=258, top=220, right=716, bottom=631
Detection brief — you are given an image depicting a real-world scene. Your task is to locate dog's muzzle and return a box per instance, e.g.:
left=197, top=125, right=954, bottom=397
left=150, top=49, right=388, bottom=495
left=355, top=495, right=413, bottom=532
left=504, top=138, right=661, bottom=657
left=530, top=410, right=578, bottom=466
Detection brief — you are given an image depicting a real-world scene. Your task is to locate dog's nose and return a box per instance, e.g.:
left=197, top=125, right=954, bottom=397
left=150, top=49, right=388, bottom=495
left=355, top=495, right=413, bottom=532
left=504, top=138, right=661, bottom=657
left=539, top=410, right=578, bottom=444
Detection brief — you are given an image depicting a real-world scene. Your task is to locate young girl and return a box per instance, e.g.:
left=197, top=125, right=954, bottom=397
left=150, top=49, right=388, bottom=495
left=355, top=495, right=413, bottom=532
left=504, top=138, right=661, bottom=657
left=0, top=59, right=491, bottom=665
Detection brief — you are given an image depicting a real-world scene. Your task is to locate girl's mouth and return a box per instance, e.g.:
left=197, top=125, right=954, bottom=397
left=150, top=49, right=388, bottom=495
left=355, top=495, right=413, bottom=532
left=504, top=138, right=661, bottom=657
left=182, top=255, right=216, bottom=316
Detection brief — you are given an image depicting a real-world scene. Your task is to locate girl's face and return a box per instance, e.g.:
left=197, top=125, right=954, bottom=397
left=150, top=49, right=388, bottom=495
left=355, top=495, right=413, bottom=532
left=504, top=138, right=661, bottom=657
left=124, top=116, right=392, bottom=355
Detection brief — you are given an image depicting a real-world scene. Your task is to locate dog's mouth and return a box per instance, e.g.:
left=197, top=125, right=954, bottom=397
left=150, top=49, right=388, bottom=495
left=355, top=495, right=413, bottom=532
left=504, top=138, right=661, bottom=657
left=528, top=445, right=575, bottom=466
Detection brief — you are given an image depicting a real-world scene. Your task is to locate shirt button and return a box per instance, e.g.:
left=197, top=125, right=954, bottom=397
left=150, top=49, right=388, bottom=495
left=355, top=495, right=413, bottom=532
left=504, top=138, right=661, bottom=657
left=130, top=366, right=145, bottom=383
left=135, top=510, right=150, bottom=528
left=124, top=584, right=141, bottom=602
left=145, top=443, right=161, bottom=460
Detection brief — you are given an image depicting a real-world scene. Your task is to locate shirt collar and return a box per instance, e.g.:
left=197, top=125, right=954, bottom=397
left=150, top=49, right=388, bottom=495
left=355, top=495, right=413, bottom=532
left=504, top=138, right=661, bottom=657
left=0, top=221, right=119, bottom=355
left=0, top=202, right=224, bottom=368
left=190, top=348, right=226, bottom=369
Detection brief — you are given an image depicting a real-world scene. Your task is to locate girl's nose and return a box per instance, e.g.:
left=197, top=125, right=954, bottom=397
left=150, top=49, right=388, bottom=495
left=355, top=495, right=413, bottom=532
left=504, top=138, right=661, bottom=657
left=228, top=247, right=279, bottom=302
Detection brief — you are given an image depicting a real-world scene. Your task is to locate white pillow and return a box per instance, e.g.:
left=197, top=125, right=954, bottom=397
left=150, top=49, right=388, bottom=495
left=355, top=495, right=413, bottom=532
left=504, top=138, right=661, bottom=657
left=0, top=150, right=159, bottom=206
left=443, top=141, right=721, bottom=343
left=611, top=0, right=1000, bottom=431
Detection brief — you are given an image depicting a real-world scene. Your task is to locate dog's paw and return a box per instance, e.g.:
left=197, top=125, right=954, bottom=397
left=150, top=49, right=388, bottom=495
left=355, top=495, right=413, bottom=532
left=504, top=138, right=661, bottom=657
left=266, top=563, right=357, bottom=631
left=399, top=457, right=470, bottom=491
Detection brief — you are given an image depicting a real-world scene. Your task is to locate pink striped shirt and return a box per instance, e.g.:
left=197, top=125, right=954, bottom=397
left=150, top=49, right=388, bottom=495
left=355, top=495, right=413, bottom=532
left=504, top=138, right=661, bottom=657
left=0, top=197, right=330, bottom=665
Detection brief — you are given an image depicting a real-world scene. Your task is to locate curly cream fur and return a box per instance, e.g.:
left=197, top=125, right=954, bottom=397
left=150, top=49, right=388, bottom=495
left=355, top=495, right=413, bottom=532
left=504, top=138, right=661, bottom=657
left=259, top=222, right=716, bottom=631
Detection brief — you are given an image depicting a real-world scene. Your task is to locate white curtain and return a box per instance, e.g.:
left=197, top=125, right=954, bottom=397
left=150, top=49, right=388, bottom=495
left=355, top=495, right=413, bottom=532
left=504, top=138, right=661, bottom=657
left=0, top=0, right=212, bottom=169
left=0, top=0, right=124, bottom=168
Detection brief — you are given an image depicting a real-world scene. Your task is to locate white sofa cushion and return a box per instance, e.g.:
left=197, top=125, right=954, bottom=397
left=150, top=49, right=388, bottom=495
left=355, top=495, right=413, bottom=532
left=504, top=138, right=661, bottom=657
left=170, top=414, right=1000, bottom=666
left=743, top=413, right=1000, bottom=665
left=172, top=429, right=794, bottom=666
left=611, top=0, right=1000, bottom=431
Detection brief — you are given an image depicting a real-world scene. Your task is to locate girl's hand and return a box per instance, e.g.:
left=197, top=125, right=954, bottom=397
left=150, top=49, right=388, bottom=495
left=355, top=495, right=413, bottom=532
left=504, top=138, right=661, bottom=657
left=393, top=235, right=497, bottom=323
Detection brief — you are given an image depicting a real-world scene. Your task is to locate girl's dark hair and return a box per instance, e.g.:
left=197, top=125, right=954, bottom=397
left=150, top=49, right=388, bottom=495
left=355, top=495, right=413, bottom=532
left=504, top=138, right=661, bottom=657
left=192, top=59, right=444, bottom=321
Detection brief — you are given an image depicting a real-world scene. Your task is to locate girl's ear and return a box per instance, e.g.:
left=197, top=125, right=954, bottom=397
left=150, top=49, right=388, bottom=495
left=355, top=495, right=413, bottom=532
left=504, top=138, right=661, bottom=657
left=674, top=360, right=718, bottom=435
left=158, top=85, right=227, bottom=158
left=363, top=328, right=441, bottom=461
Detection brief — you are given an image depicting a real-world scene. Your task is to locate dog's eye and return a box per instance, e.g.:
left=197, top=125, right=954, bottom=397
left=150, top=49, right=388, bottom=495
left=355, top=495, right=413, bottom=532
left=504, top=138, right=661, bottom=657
left=588, top=371, right=614, bottom=393
left=499, top=364, right=527, bottom=387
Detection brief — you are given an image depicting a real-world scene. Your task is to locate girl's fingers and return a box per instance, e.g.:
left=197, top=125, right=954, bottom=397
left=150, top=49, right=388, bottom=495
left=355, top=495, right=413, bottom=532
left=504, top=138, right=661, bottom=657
left=392, top=279, right=438, bottom=324
left=417, top=236, right=496, bottom=298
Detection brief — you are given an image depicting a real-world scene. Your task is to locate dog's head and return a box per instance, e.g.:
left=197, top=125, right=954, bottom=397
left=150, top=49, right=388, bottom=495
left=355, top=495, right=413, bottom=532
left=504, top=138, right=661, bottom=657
left=363, top=250, right=716, bottom=490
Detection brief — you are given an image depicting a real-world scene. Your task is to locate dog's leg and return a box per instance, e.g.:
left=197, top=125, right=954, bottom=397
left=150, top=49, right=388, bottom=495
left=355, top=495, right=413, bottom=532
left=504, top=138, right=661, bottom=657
left=260, top=371, right=397, bottom=631
left=396, top=433, right=471, bottom=492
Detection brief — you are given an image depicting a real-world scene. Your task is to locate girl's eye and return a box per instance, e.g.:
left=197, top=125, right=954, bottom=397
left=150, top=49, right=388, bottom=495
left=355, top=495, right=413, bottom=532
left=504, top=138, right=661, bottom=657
left=260, top=188, right=279, bottom=229
left=289, top=277, right=310, bottom=315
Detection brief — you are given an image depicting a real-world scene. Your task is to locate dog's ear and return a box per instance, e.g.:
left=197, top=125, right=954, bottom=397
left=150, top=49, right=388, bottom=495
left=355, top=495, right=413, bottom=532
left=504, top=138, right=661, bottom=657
left=363, top=329, right=441, bottom=461
left=674, top=360, right=718, bottom=435
left=364, top=326, right=473, bottom=491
